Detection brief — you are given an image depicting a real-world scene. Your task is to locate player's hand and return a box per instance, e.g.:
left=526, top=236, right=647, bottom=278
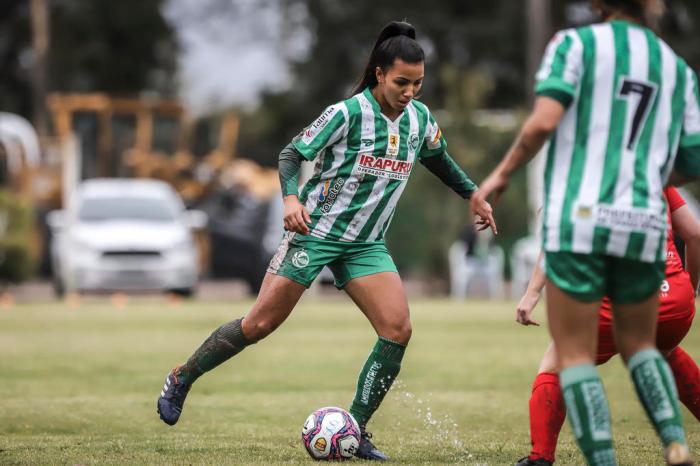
left=283, top=195, right=311, bottom=235
left=471, top=198, right=497, bottom=235
left=515, top=290, right=541, bottom=326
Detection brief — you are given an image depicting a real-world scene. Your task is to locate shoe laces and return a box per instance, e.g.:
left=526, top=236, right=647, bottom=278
left=360, top=429, right=375, bottom=445
left=168, top=368, right=191, bottom=401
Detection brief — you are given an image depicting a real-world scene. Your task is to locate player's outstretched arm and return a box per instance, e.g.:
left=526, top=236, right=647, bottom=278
left=471, top=97, right=565, bottom=208
left=671, top=204, right=700, bottom=294
left=516, top=250, right=546, bottom=326
left=419, top=153, right=497, bottom=234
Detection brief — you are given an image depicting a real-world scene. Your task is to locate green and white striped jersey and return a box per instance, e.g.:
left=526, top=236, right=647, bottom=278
left=536, top=20, right=700, bottom=262
left=292, top=87, right=447, bottom=242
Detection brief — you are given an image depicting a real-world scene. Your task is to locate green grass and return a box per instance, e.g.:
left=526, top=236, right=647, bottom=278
left=0, top=296, right=698, bottom=465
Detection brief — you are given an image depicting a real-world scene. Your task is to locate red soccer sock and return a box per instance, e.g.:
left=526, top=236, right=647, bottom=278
left=529, top=372, right=567, bottom=462
left=666, top=346, right=700, bottom=422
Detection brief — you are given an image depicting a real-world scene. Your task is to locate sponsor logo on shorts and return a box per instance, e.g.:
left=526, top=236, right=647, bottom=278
left=291, top=250, right=310, bottom=268
left=357, top=154, right=412, bottom=180
left=660, top=279, right=670, bottom=296
left=319, top=178, right=345, bottom=214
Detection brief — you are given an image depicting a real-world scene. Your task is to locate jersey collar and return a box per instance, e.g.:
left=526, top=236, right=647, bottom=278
left=363, top=87, right=407, bottom=125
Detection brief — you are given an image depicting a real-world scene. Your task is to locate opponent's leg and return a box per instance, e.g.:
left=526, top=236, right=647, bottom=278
left=666, top=347, right=700, bottom=422
left=546, top=282, right=615, bottom=466
left=517, top=343, right=564, bottom=466
left=158, top=273, right=305, bottom=425
left=344, top=272, right=411, bottom=461
left=613, top=295, right=691, bottom=465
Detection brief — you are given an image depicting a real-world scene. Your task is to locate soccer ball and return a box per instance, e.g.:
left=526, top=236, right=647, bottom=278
left=301, top=407, right=361, bottom=460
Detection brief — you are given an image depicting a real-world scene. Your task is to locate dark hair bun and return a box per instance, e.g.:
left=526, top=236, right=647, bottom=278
left=375, top=21, right=416, bottom=48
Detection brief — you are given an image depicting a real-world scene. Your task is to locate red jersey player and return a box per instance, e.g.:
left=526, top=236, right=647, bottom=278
left=515, top=186, right=700, bottom=466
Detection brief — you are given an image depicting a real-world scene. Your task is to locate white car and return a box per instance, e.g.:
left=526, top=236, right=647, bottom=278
left=48, top=179, right=206, bottom=297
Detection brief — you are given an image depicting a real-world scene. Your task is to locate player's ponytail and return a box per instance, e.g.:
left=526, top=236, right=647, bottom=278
left=350, top=21, right=424, bottom=96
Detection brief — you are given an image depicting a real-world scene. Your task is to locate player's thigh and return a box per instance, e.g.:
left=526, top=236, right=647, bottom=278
left=656, top=273, right=695, bottom=351
left=343, top=271, right=411, bottom=344
left=610, top=294, right=659, bottom=362
left=656, top=317, right=694, bottom=353
left=329, top=242, right=398, bottom=289
left=595, top=318, right=617, bottom=365
left=245, top=233, right=340, bottom=341
left=544, top=252, right=604, bottom=367
left=267, top=232, right=336, bottom=288
left=242, top=273, right=307, bottom=341
left=608, top=257, right=664, bottom=361
left=545, top=281, right=601, bottom=368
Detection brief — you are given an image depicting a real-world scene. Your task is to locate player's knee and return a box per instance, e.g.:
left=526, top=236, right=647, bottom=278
left=385, top=320, right=412, bottom=345
left=244, top=318, right=280, bottom=342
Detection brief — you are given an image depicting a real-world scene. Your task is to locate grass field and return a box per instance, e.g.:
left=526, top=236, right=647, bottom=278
left=0, top=295, right=698, bottom=465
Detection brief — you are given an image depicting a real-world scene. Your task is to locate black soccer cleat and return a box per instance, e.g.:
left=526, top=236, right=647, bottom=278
left=157, top=366, right=191, bottom=426
left=514, top=457, right=553, bottom=466
left=355, top=430, right=389, bottom=461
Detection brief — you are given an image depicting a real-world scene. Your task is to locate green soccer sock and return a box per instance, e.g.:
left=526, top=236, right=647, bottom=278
left=349, top=337, right=406, bottom=428
left=628, top=348, right=687, bottom=447
left=560, top=364, right=617, bottom=466
left=176, top=318, right=250, bottom=385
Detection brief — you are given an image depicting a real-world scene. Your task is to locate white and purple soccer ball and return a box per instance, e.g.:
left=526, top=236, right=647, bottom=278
left=301, top=407, right=361, bottom=460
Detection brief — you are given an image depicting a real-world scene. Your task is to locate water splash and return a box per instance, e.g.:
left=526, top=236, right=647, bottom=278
left=388, top=379, right=474, bottom=463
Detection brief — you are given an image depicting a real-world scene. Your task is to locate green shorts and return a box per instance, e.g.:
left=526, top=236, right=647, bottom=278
left=267, top=232, right=398, bottom=289
left=545, top=251, right=665, bottom=304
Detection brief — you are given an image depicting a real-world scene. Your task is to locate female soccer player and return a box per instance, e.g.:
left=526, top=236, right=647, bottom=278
left=515, top=187, right=700, bottom=466
left=470, top=0, right=700, bottom=464
left=157, top=21, right=495, bottom=461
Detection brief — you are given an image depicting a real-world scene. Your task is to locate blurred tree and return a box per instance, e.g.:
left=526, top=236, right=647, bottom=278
left=50, top=0, right=176, bottom=94
left=0, top=0, right=177, bottom=119
left=0, top=1, right=32, bottom=116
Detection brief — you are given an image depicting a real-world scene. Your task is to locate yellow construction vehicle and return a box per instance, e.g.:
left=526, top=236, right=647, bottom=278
left=43, top=93, right=282, bottom=290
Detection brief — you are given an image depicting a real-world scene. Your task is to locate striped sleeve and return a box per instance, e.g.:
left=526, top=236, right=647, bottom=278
left=535, top=29, right=584, bottom=108
left=418, top=110, right=447, bottom=159
left=675, top=68, right=700, bottom=176
left=292, top=103, right=347, bottom=161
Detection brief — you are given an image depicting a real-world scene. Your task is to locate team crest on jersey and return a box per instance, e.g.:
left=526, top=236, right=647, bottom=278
left=357, top=154, right=412, bottom=181
left=387, top=133, right=400, bottom=156
left=291, top=250, right=310, bottom=269
left=408, top=133, right=419, bottom=152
